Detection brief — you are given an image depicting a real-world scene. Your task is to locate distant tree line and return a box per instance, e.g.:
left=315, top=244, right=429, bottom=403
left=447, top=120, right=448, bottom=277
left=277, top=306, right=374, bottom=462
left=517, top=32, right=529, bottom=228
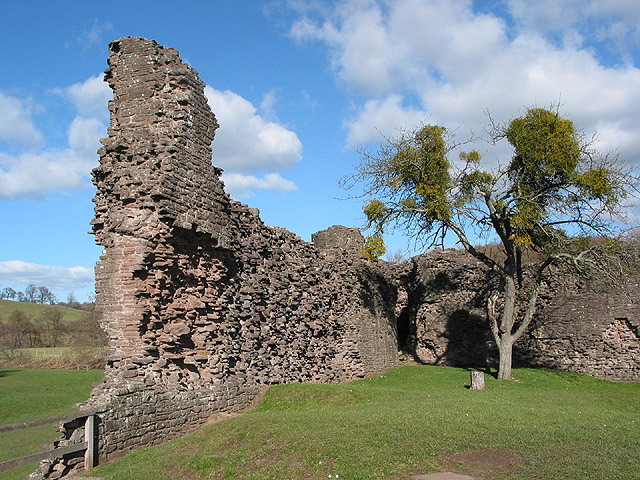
left=0, top=285, right=95, bottom=310
left=1, top=284, right=57, bottom=304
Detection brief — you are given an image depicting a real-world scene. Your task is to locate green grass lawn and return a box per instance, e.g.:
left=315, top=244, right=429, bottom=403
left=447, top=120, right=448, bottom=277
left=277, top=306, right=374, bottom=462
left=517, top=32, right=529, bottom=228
left=0, top=368, right=104, bottom=479
left=85, top=366, right=640, bottom=480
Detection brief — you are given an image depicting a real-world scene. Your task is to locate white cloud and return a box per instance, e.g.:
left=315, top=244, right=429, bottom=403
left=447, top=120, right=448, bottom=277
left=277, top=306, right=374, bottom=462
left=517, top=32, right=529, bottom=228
left=0, top=92, right=44, bottom=149
left=346, top=95, right=427, bottom=147
left=260, top=89, right=279, bottom=122
left=291, top=0, right=507, bottom=96
left=289, top=0, right=640, bottom=166
left=507, top=0, right=640, bottom=45
left=205, top=86, right=302, bottom=173
left=63, top=75, right=111, bottom=121
left=0, top=76, right=108, bottom=199
left=221, top=172, right=298, bottom=198
left=0, top=148, right=95, bottom=199
left=290, top=2, right=394, bottom=94
left=77, top=19, right=114, bottom=53
left=326, top=3, right=396, bottom=94
left=506, top=0, right=582, bottom=36
left=505, top=0, right=640, bottom=66
left=68, top=116, right=105, bottom=156
left=204, top=85, right=302, bottom=197
left=0, top=260, right=94, bottom=291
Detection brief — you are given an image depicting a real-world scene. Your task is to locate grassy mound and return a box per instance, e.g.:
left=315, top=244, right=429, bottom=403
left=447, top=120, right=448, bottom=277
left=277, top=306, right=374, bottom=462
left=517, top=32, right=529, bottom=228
left=0, top=299, right=86, bottom=324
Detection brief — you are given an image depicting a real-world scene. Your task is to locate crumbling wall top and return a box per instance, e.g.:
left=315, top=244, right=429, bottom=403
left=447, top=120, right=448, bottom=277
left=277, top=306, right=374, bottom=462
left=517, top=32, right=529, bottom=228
left=92, top=36, right=231, bottom=248
left=312, top=225, right=365, bottom=257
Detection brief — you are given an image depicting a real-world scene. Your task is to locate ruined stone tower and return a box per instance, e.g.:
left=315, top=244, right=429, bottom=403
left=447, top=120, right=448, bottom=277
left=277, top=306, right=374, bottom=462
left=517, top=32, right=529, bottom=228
left=84, top=36, right=400, bottom=465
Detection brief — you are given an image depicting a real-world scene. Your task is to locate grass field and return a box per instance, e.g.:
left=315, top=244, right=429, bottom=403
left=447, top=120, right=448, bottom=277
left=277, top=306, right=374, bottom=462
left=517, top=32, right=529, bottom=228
left=85, top=365, right=639, bottom=480
left=1, top=346, right=107, bottom=371
left=0, top=368, right=104, bottom=480
left=0, top=299, right=87, bottom=325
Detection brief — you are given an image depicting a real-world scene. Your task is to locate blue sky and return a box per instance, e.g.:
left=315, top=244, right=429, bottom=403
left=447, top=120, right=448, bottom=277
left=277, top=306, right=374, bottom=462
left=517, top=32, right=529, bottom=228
left=1, top=0, right=639, bottom=302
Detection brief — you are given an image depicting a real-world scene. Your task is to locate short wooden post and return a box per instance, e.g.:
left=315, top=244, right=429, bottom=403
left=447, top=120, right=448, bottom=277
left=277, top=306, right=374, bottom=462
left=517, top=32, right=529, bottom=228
left=84, top=415, right=95, bottom=470
left=470, top=371, right=485, bottom=390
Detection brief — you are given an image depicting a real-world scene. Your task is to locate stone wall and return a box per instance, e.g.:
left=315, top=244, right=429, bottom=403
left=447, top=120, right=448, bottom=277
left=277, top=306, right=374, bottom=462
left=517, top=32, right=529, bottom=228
left=400, top=249, right=640, bottom=382
left=311, top=224, right=366, bottom=256
left=397, top=250, right=496, bottom=367
left=516, top=274, right=640, bottom=381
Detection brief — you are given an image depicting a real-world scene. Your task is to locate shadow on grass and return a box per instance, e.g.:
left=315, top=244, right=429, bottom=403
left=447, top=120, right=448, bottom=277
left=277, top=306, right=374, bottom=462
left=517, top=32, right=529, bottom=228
left=464, top=366, right=497, bottom=378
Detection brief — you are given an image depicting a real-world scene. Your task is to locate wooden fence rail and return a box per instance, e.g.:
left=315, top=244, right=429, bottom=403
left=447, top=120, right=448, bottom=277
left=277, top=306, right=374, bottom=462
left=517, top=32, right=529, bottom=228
left=0, top=411, right=96, bottom=473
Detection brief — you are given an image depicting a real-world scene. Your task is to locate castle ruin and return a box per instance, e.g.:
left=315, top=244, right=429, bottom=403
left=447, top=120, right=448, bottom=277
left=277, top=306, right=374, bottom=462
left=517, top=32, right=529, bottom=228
left=33, top=37, right=639, bottom=478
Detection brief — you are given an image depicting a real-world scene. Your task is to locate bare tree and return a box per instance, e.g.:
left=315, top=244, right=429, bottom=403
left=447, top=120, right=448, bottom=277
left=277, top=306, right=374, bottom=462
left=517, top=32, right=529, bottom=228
left=36, top=285, right=56, bottom=305
left=0, top=310, right=32, bottom=349
left=24, top=284, right=38, bottom=303
left=346, top=108, right=638, bottom=379
left=1, top=287, right=17, bottom=300
left=39, top=309, right=65, bottom=347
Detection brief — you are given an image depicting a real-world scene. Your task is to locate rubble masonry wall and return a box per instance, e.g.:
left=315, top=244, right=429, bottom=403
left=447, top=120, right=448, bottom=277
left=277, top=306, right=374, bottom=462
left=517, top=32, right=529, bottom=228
left=83, top=37, right=400, bottom=468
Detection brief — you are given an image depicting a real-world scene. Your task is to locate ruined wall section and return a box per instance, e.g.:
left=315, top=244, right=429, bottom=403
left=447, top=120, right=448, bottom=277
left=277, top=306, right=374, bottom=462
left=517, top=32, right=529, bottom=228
left=402, top=249, right=639, bottom=381
left=516, top=275, right=640, bottom=381
left=311, top=224, right=366, bottom=257
left=309, top=226, right=400, bottom=375
left=83, top=37, right=399, bottom=467
left=91, top=36, right=227, bottom=378
left=401, top=250, right=495, bottom=367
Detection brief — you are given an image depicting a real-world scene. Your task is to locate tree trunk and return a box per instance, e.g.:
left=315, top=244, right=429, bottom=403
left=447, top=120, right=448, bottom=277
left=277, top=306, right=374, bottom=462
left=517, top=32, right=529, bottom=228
left=497, top=335, right=514, bottom=380
left=489, top=275, right=518, bottom=381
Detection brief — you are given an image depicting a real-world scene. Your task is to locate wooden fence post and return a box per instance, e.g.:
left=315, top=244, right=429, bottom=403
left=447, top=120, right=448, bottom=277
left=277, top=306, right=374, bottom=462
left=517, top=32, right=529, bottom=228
left=84, top=414, right=95, bottom=469
left=0, top=410, right=98, bottom=474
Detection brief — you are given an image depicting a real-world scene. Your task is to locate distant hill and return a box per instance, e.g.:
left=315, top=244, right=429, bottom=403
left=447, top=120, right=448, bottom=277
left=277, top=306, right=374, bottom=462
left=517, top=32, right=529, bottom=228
left=0, top=299, right=86, bottom=324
